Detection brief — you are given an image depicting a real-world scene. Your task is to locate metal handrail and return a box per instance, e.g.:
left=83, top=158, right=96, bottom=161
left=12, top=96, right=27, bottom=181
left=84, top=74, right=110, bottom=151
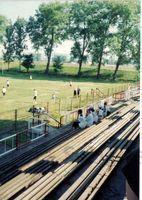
left=96, top=88, right=106, bottom=98
left=0, top=133, right=16, bottom=142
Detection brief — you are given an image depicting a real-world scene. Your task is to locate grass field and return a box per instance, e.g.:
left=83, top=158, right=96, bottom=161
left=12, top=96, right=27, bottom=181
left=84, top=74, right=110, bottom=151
left=0, top=62, right=139, bottom=133
left=0, top=62, right=139, bottom=113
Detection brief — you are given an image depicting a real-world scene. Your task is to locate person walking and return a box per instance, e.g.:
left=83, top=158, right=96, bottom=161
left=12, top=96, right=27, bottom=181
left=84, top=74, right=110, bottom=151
left=33, top=89, right=37, bottom=102
left=52, top=92, right=56, bottom=102
left=69, top=81, right=72, bottom=87
left=6, top=80, right=10, bottom=87
left=77, top=87, right=81, bottom=97
left=2, top=86, right=6, bottom=96
left=73, top=89, right=77, bottom=97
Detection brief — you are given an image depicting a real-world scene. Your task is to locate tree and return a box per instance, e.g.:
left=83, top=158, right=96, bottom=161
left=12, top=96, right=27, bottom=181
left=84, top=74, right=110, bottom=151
left=0, top=15, right=9, bottom=43
left=131, top=28, right=140, bottom=71
left=53, top=55, right=64, bottom=73
left=69, top=1, right=91, bottom=76
left=27, top=2, right=68, bottom=74
left=110, top=2, right=140, bottom=80
left=3, top=25, right=15, bottom=70
left=88, top=0, right=121, bottom=78
left=13, top=18, right=27, bottom=70
left=21, top=54, right=35, bottom=72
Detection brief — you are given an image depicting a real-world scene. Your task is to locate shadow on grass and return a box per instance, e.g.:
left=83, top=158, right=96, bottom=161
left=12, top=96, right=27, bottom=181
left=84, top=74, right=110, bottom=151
left=0, top=67, right=139, bottom=84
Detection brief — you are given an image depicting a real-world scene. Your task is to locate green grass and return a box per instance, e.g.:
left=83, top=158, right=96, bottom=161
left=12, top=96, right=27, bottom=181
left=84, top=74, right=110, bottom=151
left=0, top=62, right=139, bottom=131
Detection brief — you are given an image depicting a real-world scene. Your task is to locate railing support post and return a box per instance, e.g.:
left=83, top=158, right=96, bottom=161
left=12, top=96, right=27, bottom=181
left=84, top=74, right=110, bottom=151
left=60, top=116, right=64, bottom=127
left=70, top=98, right=73, bottom=111
left=16, top=133, right=19, bottom=148
left=14, top=109, right=18, bottom=131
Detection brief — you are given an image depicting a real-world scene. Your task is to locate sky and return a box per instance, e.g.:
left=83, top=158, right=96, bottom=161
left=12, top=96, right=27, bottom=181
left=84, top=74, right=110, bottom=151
left=0, top=0, right=73, bottom=57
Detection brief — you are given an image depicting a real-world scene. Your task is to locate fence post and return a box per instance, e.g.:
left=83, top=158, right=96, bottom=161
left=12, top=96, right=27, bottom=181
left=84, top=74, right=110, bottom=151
left=70, top=98, right=73, bottom=111
left=86, top=93, right=89, bottom=105
left=46, top=102, right=49, bottom=112
left=14, top=109, right=18, bottom=131
left=123, top=85, right=125, bottom=91
left=32, top=105, right=35, bottom=118
left=79, top=96, right=81, bottom=108
left=92, top=92, right=95, bottom=103
left=16, top=133, right=19, bottom=148
left=111, top=88, right=113, bottom=96
left=59, top=98, right=61, bottom=114
left=60, top=116, right=64, bottom=127
left=107, top=88, right=110, bottom=97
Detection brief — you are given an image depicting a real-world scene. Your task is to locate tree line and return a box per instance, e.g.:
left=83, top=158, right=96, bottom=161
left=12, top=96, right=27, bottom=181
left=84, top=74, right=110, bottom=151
left=0, top=0, right=140, bottom=80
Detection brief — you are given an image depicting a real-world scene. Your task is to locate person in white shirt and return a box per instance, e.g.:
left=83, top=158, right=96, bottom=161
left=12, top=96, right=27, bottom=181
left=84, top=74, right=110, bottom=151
left=33, top=89, right=37, bottom=101
left=30, top=75, right=32, bottom=80
left=86, top=109, right=94, bottom=127
left=73, top=109, right=87, bottom=129
left=100, top=99, right=105, bottom=109
left=6, top=80, right=10, bottom=87
left=52, top=92, right=56, bottom=102
left=78, top=114, right=87, bottom=129
left=89, top=107, right=99, bottom=124
left=69, top=81, right=72, bottom=87
left=2, top=87, right=6, bottom=96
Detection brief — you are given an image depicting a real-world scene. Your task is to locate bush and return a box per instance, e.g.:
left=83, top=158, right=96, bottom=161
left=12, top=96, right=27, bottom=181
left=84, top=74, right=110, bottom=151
left=53, top=56, right=64, bottom=73
left=21, top=54, right=35, bottom=72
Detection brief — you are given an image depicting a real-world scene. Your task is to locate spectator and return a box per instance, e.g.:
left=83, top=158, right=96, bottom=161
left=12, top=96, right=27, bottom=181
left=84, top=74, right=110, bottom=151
left=86, top=109, right=94, bottom=127
left=30, top=75, right=32, bottom=80
left=28, top=107, right=45, bottom=114
left=100, top=99, right=105, bottom=109
left=103, top=102, right=111, bottom=117
left=2, top=86, right=6, bottom=96
left=72, top=109, right=87, bottom=129
left=89, top=107, right=99, bottom=124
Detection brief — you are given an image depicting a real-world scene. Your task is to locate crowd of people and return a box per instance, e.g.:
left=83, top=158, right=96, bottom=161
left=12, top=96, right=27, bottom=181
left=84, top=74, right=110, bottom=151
left=72, top=101, right=111, bottom=129
left=28, top=106, right=46, bottom=115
